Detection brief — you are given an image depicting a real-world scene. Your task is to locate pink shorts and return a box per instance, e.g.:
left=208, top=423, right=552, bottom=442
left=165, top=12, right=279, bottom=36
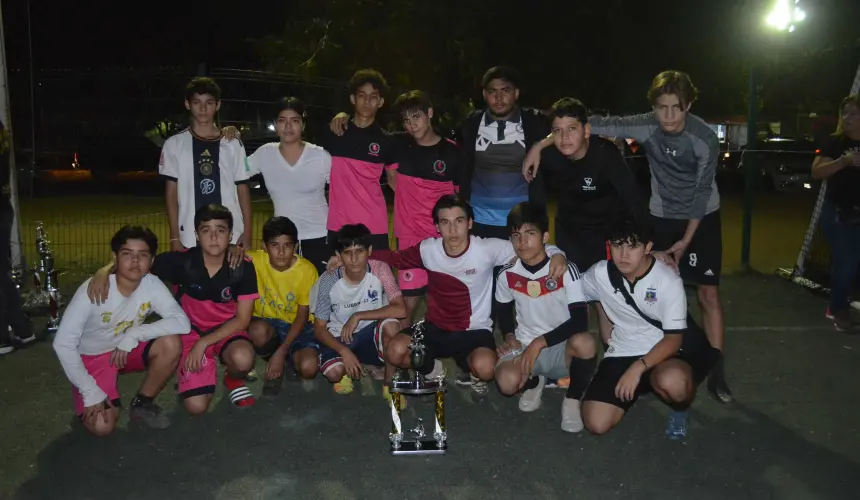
left=176, top=331, right=252, bottom=399
left=72, top=340, right=153, bottom=415
left=397, top=237, right=428, bottom=295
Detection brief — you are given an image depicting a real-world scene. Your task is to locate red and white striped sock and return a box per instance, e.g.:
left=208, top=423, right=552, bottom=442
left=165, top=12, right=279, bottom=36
left=224, top=374, right=255, bottom=407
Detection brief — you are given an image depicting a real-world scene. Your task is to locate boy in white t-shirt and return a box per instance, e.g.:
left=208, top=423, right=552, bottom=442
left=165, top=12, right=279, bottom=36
left=53, top=226, right=190, bottom=437
left=314, top=224, right=405, bottom=395
left=494, top=203, right=596, bottom=433
left=159, top=77, right=253, bottom=251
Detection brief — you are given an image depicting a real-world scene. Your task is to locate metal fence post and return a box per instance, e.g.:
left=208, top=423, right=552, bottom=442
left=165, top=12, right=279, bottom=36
left=741, top=65, right=757, bottom=271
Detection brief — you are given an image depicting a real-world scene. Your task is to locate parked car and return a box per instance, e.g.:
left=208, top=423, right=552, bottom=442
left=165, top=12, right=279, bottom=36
left=747, top=138, right=818, bottom=193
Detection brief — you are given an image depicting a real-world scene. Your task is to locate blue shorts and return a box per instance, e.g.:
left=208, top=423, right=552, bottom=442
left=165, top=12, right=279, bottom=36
left=254, top=317, right=319, bottom=359
left=318, top=319, right=399, bottom=375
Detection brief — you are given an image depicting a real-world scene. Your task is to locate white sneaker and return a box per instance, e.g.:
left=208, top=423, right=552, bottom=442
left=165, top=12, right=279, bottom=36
left=424, top=359, right=446, bottom=381
left=518, top=375, right=545, bottom=412
left=0, top=344, right=14, bottom=356
left=561, top=398, right=584, bottom=433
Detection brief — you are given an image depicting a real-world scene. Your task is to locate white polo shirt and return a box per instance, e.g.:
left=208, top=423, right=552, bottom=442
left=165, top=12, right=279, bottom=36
left=158, top=129, right=251, bottom=248
left=247, top=142, right=331, bottom=241
left=580, top=259, right=688, bottom=358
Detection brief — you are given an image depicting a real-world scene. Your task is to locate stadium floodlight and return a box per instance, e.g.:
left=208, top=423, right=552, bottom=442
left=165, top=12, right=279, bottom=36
left=766, top=0, right=805, bottom=32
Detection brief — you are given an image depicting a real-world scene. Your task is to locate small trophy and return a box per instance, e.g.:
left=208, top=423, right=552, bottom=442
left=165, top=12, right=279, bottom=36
left=22, top=222, right=62, bottom=332
left=389, top=320, right=448, bottom=455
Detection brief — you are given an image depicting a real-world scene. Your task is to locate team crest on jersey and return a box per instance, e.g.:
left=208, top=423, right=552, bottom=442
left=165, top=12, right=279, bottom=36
left=402, top=271, right=414, bottom=282
left=644, top=287, right=657, bottom=304
left=432, top=160, right=446, bottom=174
left=527, top=280, right=542, bottom=298
left=101, top=312, right=112, bottom=323
left=367, top=289, right=379, bottom=301
left=582, top=177, right=595, bottom=191
left=221, top=287, right=233, bottom=301
left=200, top=178, right=216, bottom=195
left=368, top=142, right=381, bottom=156
left=545, top=278, right=558, bottom=291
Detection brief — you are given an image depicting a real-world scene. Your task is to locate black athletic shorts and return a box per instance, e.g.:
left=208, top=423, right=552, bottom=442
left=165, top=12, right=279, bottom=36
left=399, top=322, right=496, bottom=373
left=299, top=236, right=334, bottom=275
left=554, top=222, right=609, bottom=273
left=582, top=326, right=719, bottom=412
left=651, top=210, right=722, bottom=286
left=327, top=230, right=391, bottom=253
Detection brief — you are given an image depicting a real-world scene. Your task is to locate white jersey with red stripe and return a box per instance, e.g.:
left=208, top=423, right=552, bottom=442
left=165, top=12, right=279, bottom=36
left=495, top=259, right=588, bottom=346
left=313, top=260, right=401, bottom=337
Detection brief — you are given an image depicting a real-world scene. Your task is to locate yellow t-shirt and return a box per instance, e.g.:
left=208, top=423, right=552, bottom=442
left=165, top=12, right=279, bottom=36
left=248, top=250, right=319, bottom=323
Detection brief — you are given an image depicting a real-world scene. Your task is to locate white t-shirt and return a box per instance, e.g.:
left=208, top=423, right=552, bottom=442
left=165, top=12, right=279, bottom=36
left=248, top=142, right=331, bottom=240
left=580, top=259, right=688, bottom=358
left=52, top=274, right=191, bottom=407
left=159, top=129, right=251, bottom=248
left=496, top=259, right=588, bottom=347
left=313, top=260, right=401, bottom=337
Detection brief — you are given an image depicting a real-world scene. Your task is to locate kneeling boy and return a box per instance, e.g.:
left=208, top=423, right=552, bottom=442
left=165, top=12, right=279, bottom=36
left=494, top=203, right=597, bottom=433
left=314, top=224, right=405, bottom=395
left=246, top=216, right=320, bottom=396
left=54, top=226, right=190, bottom=436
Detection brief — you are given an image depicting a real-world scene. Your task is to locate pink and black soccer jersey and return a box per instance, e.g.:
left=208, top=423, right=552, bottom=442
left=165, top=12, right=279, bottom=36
left=321, top=123, right=398, bottom=235
left=373, top=236, right=563, bottom=332
left=151, top=247, right=259, bottom=334
left=392, top=137, right=460, bottom=241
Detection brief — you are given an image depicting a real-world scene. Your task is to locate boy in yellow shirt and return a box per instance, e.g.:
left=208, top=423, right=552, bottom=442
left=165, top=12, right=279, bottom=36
left=247, top=216, right=320, bottom=395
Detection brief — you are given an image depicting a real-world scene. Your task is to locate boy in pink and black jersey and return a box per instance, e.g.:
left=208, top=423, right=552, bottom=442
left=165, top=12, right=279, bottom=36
left=320, top=69, right=398, bottom=251
left=388, top=90, right=460, bottom=326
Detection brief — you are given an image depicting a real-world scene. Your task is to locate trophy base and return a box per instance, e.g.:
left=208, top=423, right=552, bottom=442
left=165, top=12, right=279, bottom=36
left=390, top=440, right=447, bottom=456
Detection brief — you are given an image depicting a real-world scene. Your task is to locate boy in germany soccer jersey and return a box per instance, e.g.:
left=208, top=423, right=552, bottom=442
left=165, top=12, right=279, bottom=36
left=55, top=226, right=189, bottom=436
left=159, top=77, right=253, bottom=252
left=313, top=224, right=405, bottom=396
left=578, top=215, right=719, bottom=440
left=90, top=205, right=260, bottom=413
left=246, top=216, right=320, bottom=396
left=388, top=90, right=460, bottom=327
left=494, top=203, right=597, bottom=433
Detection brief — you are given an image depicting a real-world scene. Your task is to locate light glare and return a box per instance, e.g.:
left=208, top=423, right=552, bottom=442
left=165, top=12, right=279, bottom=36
left=766, top=0, right=805, bottom=31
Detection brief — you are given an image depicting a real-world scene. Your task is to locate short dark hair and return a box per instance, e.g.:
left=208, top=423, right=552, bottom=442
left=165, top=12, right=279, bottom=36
left=275, top=96, right=306, bottom=121
left=432, top=194, right=473, bottom=224
left=194, top=204, right=233, bottom=232
left=647, top=70, right=699, bottom=108
left=348, top=69, right=389, bottom=96
left=606, top=213, right=653, bottom=247
left=333, top=224, right=373, bottom=253
left=549, top=97, right=589, bottom=125
left=393, top=90, right=432, bottom=118
left=185, top=77, right=221, bottom=102
left=507, top=202, right=549, bottom=234
left=482, top=66, right=520, bottom=90
left=262, top=216, right=298, bottom=244
left=110, top=225, right=158, bottom=255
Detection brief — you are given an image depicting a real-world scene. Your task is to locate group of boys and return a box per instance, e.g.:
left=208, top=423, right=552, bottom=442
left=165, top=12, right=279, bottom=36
left=53, top=63, right=728, bottom=441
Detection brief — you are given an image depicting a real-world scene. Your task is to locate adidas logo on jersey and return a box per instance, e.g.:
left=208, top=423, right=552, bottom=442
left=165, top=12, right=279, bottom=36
left=704, top=269, right=714, bottom=276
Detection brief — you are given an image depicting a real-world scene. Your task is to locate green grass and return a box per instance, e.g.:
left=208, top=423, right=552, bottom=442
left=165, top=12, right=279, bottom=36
left=14, top=191, right=819, bottom=290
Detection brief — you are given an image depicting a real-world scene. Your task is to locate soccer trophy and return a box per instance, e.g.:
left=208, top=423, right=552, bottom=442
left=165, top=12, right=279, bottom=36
left=23, top=222, right=62, bottom=332
left=389, top=320, right=448, bottom=455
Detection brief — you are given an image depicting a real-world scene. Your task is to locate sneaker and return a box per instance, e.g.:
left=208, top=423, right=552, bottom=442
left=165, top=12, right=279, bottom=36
left=246, top=369, right=259, bottom=383
left=424, top=360, right=446, bottom=381
left=455, top=370, right=472, bottom=386
left=0, top=344, right=14, bottom=356
left=470, top=374, right=489, bottom=402
left=262, top=376, right=283, bottom=397
left=519, top=375, right=545, bottom=412
left=706, top=376, right=734, bottom=404
left=544, top=379, right=559, bottom=389
left=833, top=309, right=853, bottom=333
left=383, top=385, right=407, bottom=410
left=224, top=374, right=255, bottom=407
left=560, top=398, right=583, bottom=433
left=129, top=401, right=171, bottom=429
left=825, top=307, right=834, bottom=320
left=664, top=410, right=688, bottom=441
left=334, top=375, right=354, bottom=395
left=364, top=365, right=385, bottom=381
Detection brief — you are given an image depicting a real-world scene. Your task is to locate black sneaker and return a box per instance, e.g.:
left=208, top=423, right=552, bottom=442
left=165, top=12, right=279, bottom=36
left=129, top=402, right=171, bottom=429
left=706, top=355, right=733, bottom=404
